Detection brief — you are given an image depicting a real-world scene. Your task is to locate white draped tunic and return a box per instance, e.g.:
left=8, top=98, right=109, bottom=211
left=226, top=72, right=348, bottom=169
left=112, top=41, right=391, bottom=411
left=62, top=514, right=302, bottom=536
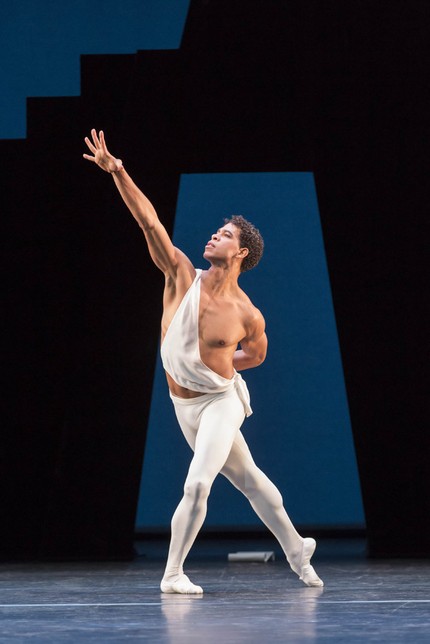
left=160, top=269, right=252, bottom=417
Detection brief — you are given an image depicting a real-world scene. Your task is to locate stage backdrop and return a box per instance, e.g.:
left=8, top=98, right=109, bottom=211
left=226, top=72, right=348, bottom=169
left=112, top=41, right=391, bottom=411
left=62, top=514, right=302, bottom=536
left=2, top=0, right=365, bottom=537
left=0, top=0, right=190, bottom=138
left=136, top=171, right=364, bottom=529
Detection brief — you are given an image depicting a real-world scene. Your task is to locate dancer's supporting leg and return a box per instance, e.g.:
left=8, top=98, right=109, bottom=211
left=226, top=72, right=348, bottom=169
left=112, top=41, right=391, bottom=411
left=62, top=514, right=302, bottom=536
left=220, top=431, right=323, bottom=587
left=161, top=391, right=245, bottom=594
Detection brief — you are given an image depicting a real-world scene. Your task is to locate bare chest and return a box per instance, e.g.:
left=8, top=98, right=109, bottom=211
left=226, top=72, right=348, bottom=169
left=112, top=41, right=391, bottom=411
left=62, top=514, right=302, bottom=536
left=198, top=292, right=245, bottom=348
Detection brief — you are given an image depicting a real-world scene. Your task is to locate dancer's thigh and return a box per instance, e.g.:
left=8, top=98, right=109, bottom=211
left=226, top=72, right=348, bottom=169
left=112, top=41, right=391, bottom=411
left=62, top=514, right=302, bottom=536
left=187, top=392, right=245, bottom=482
left=172, top=399, right=200, bottom=451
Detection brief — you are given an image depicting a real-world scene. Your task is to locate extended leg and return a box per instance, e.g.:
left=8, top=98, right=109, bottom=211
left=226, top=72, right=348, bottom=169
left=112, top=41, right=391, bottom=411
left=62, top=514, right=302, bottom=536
left=221, top=431, right=323, bottom=587
left=161, top=392, right=245, bottom=594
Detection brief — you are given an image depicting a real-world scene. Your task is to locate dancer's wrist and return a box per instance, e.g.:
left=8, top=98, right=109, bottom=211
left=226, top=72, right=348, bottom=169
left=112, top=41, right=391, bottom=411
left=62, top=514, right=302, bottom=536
left=108, top=158, right=124, bottom=173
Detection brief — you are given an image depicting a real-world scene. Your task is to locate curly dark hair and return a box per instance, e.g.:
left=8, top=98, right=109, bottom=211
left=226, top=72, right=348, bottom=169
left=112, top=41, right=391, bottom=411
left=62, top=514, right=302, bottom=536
left=224, top=215, right=264, bottom=272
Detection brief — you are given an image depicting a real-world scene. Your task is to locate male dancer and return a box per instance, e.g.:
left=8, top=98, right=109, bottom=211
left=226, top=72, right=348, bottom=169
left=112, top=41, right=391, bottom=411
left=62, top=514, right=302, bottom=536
left=83, top=129, right=323, bottom=593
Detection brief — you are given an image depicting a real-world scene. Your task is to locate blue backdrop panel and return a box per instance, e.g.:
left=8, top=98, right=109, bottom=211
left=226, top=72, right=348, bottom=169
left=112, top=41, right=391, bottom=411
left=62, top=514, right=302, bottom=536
left=0, top=0, right=190, bottom=138
left=136, top=172, right=364, bottom=529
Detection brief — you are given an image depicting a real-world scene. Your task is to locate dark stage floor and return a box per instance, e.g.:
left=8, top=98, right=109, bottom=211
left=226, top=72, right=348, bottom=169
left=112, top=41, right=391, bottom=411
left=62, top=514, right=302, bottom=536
left=1, top=538, right=429, bottom=642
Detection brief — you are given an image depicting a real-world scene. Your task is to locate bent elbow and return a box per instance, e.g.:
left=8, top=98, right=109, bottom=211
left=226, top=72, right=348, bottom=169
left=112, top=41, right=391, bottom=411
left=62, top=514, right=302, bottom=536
left=257, top=353, right=266, bottom=366
left=258, top=342, right=268, bottom=365
left=253, top=350, right=266, bottom=367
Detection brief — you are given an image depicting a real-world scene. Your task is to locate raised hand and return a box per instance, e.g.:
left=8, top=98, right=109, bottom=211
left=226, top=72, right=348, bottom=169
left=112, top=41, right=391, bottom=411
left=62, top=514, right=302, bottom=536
left=83, top=129, right=123, bottom=173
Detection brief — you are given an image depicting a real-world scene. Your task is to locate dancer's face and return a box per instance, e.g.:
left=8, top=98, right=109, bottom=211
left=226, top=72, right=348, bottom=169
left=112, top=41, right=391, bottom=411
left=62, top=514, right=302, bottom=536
left=203, top=223, right=243, bottom=264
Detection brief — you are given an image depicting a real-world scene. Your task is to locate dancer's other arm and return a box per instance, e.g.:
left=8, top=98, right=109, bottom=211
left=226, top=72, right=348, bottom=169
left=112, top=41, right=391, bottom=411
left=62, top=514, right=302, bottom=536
left=233, top=311, right=267, bottom=371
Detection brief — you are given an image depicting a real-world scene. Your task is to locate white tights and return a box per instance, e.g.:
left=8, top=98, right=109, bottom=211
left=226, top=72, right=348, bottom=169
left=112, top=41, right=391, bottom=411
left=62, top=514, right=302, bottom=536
left=160, top=389, right=323, bottom=593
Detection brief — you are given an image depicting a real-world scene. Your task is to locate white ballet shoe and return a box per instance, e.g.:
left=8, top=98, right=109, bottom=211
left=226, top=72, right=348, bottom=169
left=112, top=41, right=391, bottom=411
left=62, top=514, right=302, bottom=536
left=160, top=574, right=204, bottom=594
left=289, top=538, right=324, bottom=587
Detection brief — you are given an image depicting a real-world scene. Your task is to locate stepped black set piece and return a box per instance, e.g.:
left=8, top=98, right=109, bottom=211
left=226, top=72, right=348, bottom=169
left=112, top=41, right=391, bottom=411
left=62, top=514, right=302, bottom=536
left=1, top=0, right=428, bottom=559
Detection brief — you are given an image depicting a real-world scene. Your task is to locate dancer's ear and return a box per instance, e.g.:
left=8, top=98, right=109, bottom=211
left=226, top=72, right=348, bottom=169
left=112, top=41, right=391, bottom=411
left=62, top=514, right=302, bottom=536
left=237, top=247, right=249, bottom=259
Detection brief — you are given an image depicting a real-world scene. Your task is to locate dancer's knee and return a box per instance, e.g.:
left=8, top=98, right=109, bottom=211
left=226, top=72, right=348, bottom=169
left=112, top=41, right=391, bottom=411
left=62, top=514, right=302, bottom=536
left=183, top=477, right=212, bottom=507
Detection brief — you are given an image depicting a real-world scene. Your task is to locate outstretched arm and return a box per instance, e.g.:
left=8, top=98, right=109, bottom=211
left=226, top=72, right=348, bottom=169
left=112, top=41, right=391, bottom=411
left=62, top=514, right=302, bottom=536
left=83, top=129, right=185, bottom=278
